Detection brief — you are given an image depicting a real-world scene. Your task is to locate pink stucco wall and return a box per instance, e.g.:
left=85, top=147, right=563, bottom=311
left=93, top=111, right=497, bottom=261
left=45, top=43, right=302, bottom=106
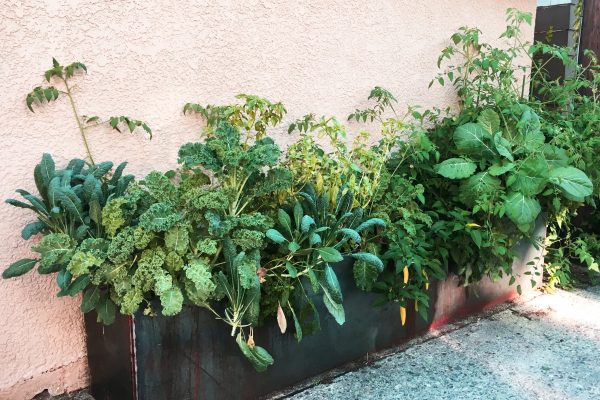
left=0, top=1, right=536, bottom=398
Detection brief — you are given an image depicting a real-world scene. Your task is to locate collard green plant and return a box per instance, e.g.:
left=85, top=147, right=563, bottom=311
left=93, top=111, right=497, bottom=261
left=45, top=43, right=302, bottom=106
left=422, top=9, right=595, bottom=289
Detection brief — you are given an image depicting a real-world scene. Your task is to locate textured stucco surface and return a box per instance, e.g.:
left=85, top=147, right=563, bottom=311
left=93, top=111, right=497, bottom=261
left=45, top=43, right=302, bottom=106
left=0, top=1, right=535, bottom=398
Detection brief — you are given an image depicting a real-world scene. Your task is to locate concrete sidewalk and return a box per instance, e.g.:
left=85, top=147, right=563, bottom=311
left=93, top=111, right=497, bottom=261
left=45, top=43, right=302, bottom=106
left=284, top=286, right=600, bottom=400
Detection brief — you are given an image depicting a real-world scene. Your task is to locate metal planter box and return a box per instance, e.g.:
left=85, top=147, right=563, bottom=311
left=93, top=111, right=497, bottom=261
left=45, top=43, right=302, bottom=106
left=85, top=222, right=544, bottom=400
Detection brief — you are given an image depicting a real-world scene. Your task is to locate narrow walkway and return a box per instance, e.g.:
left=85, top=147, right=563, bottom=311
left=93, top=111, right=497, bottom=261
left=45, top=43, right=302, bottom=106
left=286, top=286, right=600, bottom=400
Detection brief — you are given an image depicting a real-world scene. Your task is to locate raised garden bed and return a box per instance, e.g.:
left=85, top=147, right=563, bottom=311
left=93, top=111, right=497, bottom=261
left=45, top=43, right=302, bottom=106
left=85, top=221, right=544, bottom=400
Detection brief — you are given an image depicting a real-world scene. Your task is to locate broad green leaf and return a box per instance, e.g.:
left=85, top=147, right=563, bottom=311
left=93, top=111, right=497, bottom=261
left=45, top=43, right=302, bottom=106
left=2, top=258, right=38, bottom=278
left=317, top=247, right=343, bottom=263
left=509, top=156, right=549, bottom=195
left=235, top=333, right=274, bottom=372
left=300, top=215, right=315, bottom=233
left=458, top=172, right=501, bottom=207
left=336, top=228, right=361, bottom=243
left=38, top=153, right=55, bottom=189
left=355, top=218, right=385, bottom=233
left=516, top=108, right=545, bottom=152
left=64, top=274, right=90, bottom=296
left=265, top=229, right=287, bottom=244
left=434, top=158, right=477, bottom=179
left=81, top=286, right=101, bottom=313
left=488, top=162, right=515, bottom=176
left=469, top=229, right=482, bottom=248
left=477, top=109, right=500, bottom=133
left=5, top=198, right=34, bottom=210
left=165, top=226, right=190, bottom=255
left=493, top=133, right=514, bottom=162
left=549, top=167, right=593, bottom=202
left=309, top=232, right=322, bottom=246
left=54, top=189, right=84, bottom=221
left=293, top=202, right=303, bottom=229
left=453, top=123, right=495, bottom=157
left=351, top=252, right=384, bottom=272
left=543, top=144, right=569, bottom=169
left=57, top=269, right=72, bottom=290
left=504, top=192, right=541, bottom=226
left=285, top=262, right=298, bottom=278
left=321, top=265, right=343, bottom=303
left=287, top=241, right=301, bottom=253
left=353, top=260, right=380, bottom=291
left=96, top=295, right=116, bottom=325
left=289, top=304, right=303, bottom=342
left=89, top=199, right=102, bottom=225
left=322, top=293, right=345, bottom=325
left=278, top=209, right=292, bottom=235
left=160, top=287, right=184, bottom=316
left=21, top=221, right=47, bottom=240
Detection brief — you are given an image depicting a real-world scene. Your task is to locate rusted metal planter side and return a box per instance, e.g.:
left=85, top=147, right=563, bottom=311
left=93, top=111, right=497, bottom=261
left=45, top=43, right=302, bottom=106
left=85, top=221, right=544, bottom=400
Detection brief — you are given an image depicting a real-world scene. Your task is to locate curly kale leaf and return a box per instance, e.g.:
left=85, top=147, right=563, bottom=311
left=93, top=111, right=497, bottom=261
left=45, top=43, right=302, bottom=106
left=205, top=211, right=235, bottom=237
left=246, top=168, right=292, bottom=200
left=238, top=257, right=260, bottom=289
left=178, top=142, right=222, bottom=172
left=107, top=227, right=136, bottom=264
left=91, top=261, right=128, bottom=289
left=232, top=229, right=265, bottom=251
left=154, top=270, right=173, bottom=295
left=67, top=250, right=103, bottom=277
left=178, top=122, right=284, bottom=175
left=102, top=197, right=133, bottom=237
left=133, top=227, right=154, bottom=250
left=140, top=171, right=178, bottom=205
left=139, top=203, right=182, bottom=232
left=178, top=171, right=211, bottom=194
left=159, top=287, right=184, bottom=316
left=165, top=225, right=189, bottom=255
left=132, top=247, right=166, bottom=292
left=244, top=137, right=281, bottom=170
left=186, top=189, right=229, bottom=212
left=184, top=258, right=216, bottom=306
left=195, top=238, right=219, bottom=255
left=32, top=233, right=76, bottom=274
left=119, top=288, right=143, bottom=315
left=165, top=251, right=184, bottom=272
left=234, top=212, right=273, bottom=231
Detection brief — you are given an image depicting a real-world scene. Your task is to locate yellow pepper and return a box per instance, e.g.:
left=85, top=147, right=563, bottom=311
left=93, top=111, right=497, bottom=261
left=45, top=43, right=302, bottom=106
left=403, top=266, right=409, bottom=284
left=400, top=305, right=406, bottom=326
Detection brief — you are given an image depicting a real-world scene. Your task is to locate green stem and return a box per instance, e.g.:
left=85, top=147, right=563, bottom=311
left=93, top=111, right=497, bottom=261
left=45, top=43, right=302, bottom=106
left=63, top=78, right=95, bottom=165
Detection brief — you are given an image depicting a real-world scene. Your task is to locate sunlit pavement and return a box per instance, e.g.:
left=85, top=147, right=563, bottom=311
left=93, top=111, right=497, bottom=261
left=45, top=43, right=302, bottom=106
left=285, top=286, right=600, bottom=400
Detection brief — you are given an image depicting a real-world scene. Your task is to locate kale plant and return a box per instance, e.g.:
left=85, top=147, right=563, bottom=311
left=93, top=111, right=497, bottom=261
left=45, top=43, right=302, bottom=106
left=3, top=154, right=135, bottom=324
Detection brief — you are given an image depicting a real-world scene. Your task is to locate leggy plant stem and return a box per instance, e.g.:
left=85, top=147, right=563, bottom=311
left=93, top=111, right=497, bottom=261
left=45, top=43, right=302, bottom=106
left=62, top=78, right=95, bottom=165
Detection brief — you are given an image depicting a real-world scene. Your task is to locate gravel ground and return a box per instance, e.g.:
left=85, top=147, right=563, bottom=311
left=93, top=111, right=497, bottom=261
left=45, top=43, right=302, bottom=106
left=285, top=286, right=600, bottom=400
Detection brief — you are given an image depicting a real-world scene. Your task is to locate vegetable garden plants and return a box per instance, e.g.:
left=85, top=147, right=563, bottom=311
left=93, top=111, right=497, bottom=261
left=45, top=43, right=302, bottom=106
left=3, top=8, right=597, bottom=377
